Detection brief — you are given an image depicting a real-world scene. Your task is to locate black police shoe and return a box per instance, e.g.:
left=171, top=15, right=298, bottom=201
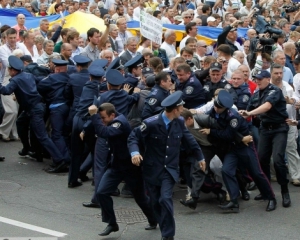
left=266, top=199, right=277, bottom=211
left=18, top=148, right=30, bottom=156
left=241, top=191, right=250, bottom=201
left=254, top=194, right=266, bottom=201
left=218, top=201, right=239, bottom=213
left=161, top=237, right=174, bottom=240
left=111, top=188, right=120, bottom=197
left=180, top=198, right=197, bottom=210
left=0, top=156, right=5, bottom=161
left=82, top=202, right=100, bottom=208
left=45, top=162, right=68, bottom=173
left=145, top=223, right=157, bottom=230
left=217, top=190, right=226, bottom=204
left=68, top=181, right=82, bottom=188
left=98, top=224, right=119, bottom=236
left=282, top=193, right=291, bottom=208
left=79, top=173, right=89, bottom=182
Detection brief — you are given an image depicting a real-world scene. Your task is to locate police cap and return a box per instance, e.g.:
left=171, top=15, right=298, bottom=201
left=210, top=62, right=222, bottom=71
left=106, top=69, right=124, bottom=86
left=88, top=65, right=105, bottom=77
left=142, top=67, right=154, bottom=77
left=73, top=55, right=91, bottom=65
left=254, top=70, right=271, bottom=79
left=20, top=55, right=32, bottom=62
left=91, top=59, right=108, bottom=68
left=106, top=57, right=124, bottom=72
left=161, top=91, right=185, bottom=108
left=52, top=59, right=69, bottom=66
left=214, top=90, right=233, bottom=109
left=8, top=56, right=24, bottom=71
left=124, top=54, right=143, bottom=68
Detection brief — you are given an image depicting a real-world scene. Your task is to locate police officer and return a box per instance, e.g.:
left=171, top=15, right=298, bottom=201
left=38, top=59, right=71, bottom=173
left=123, top=55, right=143, bottom=92
left=68, top=63, right=105, bottom=188
left=106, top=56, right=124, bottom=73
left=240, top=69, right=291, bottom=208
left=0, top=56, right=65, bottom=166
left=203, top=62, right=231, bottom=102
left=175, top=63, right=206, bottom=109
left=142, top=72, right=171, bottom=119
left=229, top=69, right=251, bottom=110
left=87, top=103, right=157, bottom=236
left=65, top=55, right=91, bottom=134
left=128, top=91, right=206, bottom=240
left=201, top=90, right=276, bottom=212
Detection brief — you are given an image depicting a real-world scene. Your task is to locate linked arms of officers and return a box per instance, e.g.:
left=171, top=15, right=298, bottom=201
left=238, top=102, right=272, bottom=117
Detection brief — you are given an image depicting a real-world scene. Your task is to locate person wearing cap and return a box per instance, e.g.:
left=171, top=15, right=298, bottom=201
left=240, top=68, right=291, bottom=208
left=123, top=54, right=143, bottom=91
left=203, top=62, right=231, bottom=102
left=176, top=63, right=206, bottom=109
left=0, top=55, right=67, bottom=163
left=207, top=16, right=217, bottom=27
left=217, top=19, right=240, bottom=55
left=128, top=91, right=205, bottom=240
left=68, top=62, right=105, bottom=188
left=142, top=71, right=171, bottom=119
left=106, top=56, right=124, bottom=74
left=174, top=15, right=183, bottom=25
left=37, top=59, right=71, bottom=173
left=22, top=55, right=51, bottom=82
left=138, top=67, right=154, bottom=90
left=64, top=55, right=91, bottom=134
left=200, top=90, right=276, bottom=212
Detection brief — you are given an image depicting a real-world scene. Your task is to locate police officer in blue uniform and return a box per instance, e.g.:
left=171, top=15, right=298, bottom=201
left=68, top=64, right=105, bottom=188
left=87, top=102, right=157, bottom=236
left=141, top=72, right=171, bottom=120
left=65, top=55, right=91, bottom=134
left=201, top=90, right=276, bottom=212
left=38, top=59, right=71, bottom=173
left=123, top=55, right=143, bottom=92
left=0, top=56, right=65, bottom=166
left=128, top=91, right=206, bottom=240
left=241, top=69, right=291, bottom=208
left=229, top=69, right=251, bottom=110
left=203, top=62, right=232, bottom=102
left=106, top=56, right=124, bottom=73
left=175, top=63, right=206, bottom=109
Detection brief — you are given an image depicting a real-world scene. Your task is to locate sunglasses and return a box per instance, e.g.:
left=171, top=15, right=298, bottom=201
left=184, top=16, right=192, bottom=19
left=201, top=45, right=207, bottom=48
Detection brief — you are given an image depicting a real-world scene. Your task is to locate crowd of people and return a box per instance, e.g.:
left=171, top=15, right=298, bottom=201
left=1, top=0, right=300, bottom=239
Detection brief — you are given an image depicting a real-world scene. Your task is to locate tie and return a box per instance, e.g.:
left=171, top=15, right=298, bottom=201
left=115, top=40, right=118, bottom=52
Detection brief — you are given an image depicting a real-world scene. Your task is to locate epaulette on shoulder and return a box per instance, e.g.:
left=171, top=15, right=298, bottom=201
left=152, top=88, right=158, bottom=95
left=144, top=114, right=159, bottom=123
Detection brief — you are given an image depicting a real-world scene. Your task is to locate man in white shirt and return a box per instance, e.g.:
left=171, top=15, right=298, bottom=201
left=116, top=18, right=133, bottom=54
left=19, top=31, right=39, bottom=63
left=125, top=6, right=134, bottom=21
left=239, top=0, right=253, bottom=15
left=162, top=7, right=175, bottom=24
left=160, top=30, right=177, bottom=60
left=133, top=0, right=145, bottom=21
left=179, top=21, right=198, bottom=50
left=195, top=40, right=207, bottom=60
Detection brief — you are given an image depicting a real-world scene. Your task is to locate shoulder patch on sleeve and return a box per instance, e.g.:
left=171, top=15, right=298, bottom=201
left=230, top=118, right=238, bottom=128
left=140, top=122, right=147, bottom=132
left=189, top=77, right=194, bottom=83
left=112, top=122, right=121, bottom=129
left=268, top=90, right=276, bottom=96
left=148, top=98, right=157, bottom=105
left=185, top=86, right=194, bottom=94
left=224, top=84, right=232, bottom=90
left=242, top=95, right=249, bottom=102
left=203, top=85, right=210, bottom=92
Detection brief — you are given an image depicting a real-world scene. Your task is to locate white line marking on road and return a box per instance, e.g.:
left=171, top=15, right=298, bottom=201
left=0, top=216, right=67, bottom=237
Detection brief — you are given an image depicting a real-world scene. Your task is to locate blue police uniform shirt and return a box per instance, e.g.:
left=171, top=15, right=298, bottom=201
left=76, top=80, right=100, bottom=116
left=98, top=89, right=139, bottom=116
left=91, top=112, right=133, bottom=169
left=65, top=69, right=90, bottom=110
left=208, top=107, right=250, bottom=143
left=38, top=72, right=70, bottom=107
left=247, top=83, right=288, bottom=124
left=177, top=73, right=206, bottom=109
left=142, top=84, right=169, bottom=119
left=230, top=83, right=251, bottom=110
left=203, top=78, right=231, bottom=102
left=0, top=71, right=42, bottom=111
left=128, top=112, right=205, bottom=186
left=124, top=74, right=139, bottom=89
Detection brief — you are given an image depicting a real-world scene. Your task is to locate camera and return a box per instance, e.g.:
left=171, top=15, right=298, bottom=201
left=186, top=60, right=198, bottom=71
left=106, top=17, right=116, bottom=24
left=255, top=15, right=283, bottom=35
left=250, top=37, right=274, bottom=55
left=283, top=4, right=300, bottom=13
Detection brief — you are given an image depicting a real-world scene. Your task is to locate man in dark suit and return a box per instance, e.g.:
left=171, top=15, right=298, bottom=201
left=128, top=91, right=206, bottom=240
left=119, top=37, right=139, bottom=66
left=108, top=25, right=119, bottom=54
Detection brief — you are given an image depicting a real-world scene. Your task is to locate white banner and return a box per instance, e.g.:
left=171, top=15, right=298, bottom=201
left=140, top=10, right=163, bottom=45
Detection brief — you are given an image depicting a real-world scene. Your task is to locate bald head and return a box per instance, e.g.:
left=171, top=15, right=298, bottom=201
left=61, top=43, right=72, bottom=59
left=100, top=50, right=113, bottom=65
left=233, top=51, right=244, bottom=64
left=17, top=14, right=25, bottom=26
left=247, top=29, right=257, bottom=39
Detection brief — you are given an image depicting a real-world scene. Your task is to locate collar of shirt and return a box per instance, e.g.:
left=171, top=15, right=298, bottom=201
left=162, top=112, right=171, bottom=127
left=193, top=118, right=200, bottom=129
left=40, top=30, right=47, bottom=38
left=88, top=43, right=98, bottom=53
left=127, top=49, right=136, bottom=57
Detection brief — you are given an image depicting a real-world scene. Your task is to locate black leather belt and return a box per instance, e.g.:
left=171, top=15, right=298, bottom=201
left=261, top=122, right=286, bottom=130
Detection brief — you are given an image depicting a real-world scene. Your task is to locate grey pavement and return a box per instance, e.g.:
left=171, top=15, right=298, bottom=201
left=0, top=141, right=300, bottom=240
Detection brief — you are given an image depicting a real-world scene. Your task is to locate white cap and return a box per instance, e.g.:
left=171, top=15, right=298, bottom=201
left=207, top=16, right=216, bottom=22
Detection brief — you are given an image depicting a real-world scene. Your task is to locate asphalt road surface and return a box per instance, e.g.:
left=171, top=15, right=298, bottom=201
left=0, top=141, right=299, bottom=240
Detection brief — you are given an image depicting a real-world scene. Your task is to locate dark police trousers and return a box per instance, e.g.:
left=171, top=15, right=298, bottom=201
left=69, top=115, right=96, bottom=184
left=258, top=124, right=289, bottom=186
left=146, top=171, right=175, bottom=238
left=17, top=103, right=64, bottom=163
left=96, top=166, right=156, bottom=225
left=222, top=142, right=275, bottom=200
left=49, top=104, right=70, bottom=163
